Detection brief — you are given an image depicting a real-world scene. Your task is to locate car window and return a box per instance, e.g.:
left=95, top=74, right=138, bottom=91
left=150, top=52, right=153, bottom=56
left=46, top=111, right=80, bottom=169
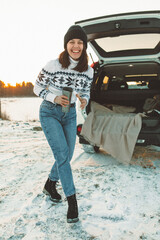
left=127, top=81, right=148, bottom=89
left=95, top=33, right=160, bottom=52
left=94, top=72, right=159, bottom=91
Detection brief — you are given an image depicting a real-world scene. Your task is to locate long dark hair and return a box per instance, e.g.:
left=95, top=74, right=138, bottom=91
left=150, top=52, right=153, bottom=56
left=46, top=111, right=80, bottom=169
left=59, top=46, right=89, bottom=72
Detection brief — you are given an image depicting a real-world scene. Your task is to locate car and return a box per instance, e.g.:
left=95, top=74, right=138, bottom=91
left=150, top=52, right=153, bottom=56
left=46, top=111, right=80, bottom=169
left=75, top=11, right=160, bottom=154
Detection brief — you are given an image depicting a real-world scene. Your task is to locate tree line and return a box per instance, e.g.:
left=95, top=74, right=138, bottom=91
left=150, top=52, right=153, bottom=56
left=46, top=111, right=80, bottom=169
left=0, top=80, right=36, bottom=97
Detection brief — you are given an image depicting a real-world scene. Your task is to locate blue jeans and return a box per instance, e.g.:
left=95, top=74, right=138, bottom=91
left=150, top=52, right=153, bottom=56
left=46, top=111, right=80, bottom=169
left=39, top=100, right=77, bottom=197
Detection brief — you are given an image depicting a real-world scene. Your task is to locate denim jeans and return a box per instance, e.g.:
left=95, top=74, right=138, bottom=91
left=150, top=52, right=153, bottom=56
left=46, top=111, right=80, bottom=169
left=39, top=100, right=77, bottom=197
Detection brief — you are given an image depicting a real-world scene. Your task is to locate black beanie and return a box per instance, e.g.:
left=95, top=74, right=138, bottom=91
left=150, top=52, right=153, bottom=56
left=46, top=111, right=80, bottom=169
left=64, top=25, right=87, bottom=49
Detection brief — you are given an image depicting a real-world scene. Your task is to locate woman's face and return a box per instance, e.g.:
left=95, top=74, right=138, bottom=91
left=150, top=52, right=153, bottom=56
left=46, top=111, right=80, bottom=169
left=67, top=39, right=84, bottom=60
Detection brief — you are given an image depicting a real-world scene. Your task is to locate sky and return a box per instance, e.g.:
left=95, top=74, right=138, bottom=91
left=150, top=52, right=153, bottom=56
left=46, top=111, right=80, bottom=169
left=0, top=0, right=160, bottom=86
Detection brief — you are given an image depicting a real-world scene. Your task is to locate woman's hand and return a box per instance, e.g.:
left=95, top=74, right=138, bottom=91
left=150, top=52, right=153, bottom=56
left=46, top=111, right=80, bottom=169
left=76, top=94, right=87, bottom=110
left=54, top=95, right=69, bottom=107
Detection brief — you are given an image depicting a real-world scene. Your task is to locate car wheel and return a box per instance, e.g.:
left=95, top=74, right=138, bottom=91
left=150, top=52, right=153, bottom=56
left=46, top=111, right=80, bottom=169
left=94, top=146, right=100, bottom=153
left=82, top=144, right=99, bottom=153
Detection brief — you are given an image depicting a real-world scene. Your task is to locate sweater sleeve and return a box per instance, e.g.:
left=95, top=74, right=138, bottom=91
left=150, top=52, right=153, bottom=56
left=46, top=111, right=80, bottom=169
left=33, top=60, right=58, bottom=103
left=80, top=66, right=94, bottom=104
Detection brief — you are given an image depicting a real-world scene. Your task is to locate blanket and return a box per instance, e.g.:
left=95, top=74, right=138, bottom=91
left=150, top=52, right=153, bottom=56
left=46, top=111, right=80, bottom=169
left=81, top=101, right=143, bottom=164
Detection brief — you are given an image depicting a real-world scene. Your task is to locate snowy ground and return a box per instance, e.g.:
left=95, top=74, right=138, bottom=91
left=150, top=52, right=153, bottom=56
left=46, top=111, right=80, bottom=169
left=1, top=118, right=160, bottom=240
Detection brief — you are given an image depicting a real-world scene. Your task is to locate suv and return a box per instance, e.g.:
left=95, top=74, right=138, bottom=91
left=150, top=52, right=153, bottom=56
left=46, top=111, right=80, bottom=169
left=76, top=11, right=160, bottom=153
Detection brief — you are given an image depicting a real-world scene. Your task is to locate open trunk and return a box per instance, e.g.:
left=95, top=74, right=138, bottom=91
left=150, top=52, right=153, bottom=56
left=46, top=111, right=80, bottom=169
left=90, top=61, right=160, bottom=111
left=87, top=61, right=160, bottom=146
left=76, top=11, right=160, bottom=147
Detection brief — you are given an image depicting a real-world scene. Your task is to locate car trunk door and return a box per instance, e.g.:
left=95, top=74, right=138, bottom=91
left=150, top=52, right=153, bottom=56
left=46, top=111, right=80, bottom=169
left=75, top=11, right=160, bottom=64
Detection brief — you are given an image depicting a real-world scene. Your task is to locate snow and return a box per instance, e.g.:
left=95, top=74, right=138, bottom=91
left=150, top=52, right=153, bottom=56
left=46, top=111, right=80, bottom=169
left=1, top=99, right=160, bottom=239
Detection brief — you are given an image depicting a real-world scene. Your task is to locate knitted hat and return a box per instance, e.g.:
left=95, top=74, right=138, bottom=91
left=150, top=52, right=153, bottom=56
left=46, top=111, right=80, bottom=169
left=64, top=25, right=87, bottom=49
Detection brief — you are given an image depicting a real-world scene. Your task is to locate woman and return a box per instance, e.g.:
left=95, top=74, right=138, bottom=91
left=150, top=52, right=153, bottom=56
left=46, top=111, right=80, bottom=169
left=34, top=25, right=93, bottom=223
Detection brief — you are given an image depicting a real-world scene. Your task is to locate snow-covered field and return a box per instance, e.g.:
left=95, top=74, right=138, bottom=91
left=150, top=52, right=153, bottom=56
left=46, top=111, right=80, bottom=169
left=1, top=98, right=160, bottom=240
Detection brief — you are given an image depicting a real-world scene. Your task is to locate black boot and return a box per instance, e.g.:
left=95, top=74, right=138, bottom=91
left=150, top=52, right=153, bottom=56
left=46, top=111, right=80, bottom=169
left=67, top=194, right=79, bottom=223
left=43, top=178, right=62, bottom=202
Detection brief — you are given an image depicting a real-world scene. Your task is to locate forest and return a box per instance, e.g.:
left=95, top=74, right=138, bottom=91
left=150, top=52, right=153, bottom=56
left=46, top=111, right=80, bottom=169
left=0, top=80, right=35, bottom=97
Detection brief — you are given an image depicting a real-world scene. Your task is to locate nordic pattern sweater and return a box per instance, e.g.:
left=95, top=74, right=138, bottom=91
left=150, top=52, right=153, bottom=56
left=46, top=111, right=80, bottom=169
left=33, top=57, right=94, bottom=104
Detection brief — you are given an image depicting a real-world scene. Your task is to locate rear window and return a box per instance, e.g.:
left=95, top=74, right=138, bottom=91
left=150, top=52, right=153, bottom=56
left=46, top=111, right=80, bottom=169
left=95, top=33, right=160, bottom=52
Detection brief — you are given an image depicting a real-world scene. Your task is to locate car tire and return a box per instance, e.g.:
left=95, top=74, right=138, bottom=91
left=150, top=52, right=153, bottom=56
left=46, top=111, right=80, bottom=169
left=82, top=144, right=100, bottom=153
left=94, top=146, right=100, bottom=153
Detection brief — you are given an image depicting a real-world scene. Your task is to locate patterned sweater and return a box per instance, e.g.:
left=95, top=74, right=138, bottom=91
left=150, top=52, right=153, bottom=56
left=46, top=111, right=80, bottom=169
left=33, top=57, right=94, bottom=104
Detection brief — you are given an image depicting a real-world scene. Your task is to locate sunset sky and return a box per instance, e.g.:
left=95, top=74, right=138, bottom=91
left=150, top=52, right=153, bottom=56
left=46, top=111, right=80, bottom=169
left=0, top=0, right=159, bottom=86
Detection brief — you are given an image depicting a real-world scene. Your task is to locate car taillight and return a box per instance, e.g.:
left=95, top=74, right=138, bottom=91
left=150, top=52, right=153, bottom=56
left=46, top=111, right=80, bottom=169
left=77, top=126, right=82, bottom=133
left=90, top=61, right=98, bottom=69
left=77, top=124, right=82, bottom=135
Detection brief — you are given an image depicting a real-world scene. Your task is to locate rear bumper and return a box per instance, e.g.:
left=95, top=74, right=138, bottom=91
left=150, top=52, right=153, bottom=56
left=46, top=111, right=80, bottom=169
left=79, top=135, right=90, bottom=144
left=137, top=133, right=160, bottom=146
left=77, top=117, right=160, bottom=147
left=78, top=132, right=160, bottom=146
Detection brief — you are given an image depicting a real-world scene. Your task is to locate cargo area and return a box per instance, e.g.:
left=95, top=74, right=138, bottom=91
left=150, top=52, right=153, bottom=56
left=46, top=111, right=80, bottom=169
left=84, top=62, right=160, bottom=146
left=90, top=62, right=160, bottom=113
